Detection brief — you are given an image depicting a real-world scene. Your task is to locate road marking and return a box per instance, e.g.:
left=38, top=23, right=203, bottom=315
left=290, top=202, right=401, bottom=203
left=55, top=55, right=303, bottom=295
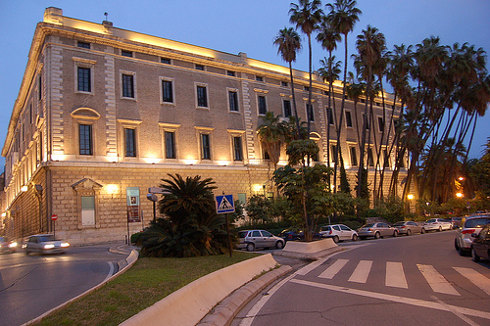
left=348, top=260, right=372, bottom=283
left=431, top=295, right=480, bottom=326
left=453, top=267, right=490, bottom=296
left=386, top=261, right=408, bottom=289
left=290, top=279, right=490, bottom=320
left=318, top=259, right=348, bottom=279
left=103, top=261, right=115, bottom=283
left=417, top=264, right=460, bottom=296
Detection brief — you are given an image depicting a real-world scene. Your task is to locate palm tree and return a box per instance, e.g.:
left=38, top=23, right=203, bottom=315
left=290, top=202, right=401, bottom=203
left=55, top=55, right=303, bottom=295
left=257, top=112, right=286, bottom=171
left=289, top=0, right=324, bottom=138
left=326, top=0, right=361, bottom=191
left=273, top=27, right=302, bottom=137
left=354, top=25, right=385, bottom=198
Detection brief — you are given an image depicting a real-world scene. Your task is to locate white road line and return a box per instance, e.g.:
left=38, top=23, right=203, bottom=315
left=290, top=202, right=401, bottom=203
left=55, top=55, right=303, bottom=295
left=103, top=261, right=114, bottom=283
left=417, top=264, right=460, bottom=296
left=290, top=279, right=490, bottom=320
left=385, top=261, right=408, bottom=289
left=453, top=267, right=490, bottom=296
left=318, top=259, right=348, bottom=279
left=348, top=260, right=372, bottom=283
left=431, top=295, right=480, bottom=326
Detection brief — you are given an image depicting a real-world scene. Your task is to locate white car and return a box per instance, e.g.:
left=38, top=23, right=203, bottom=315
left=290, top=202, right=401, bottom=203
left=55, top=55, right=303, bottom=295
left=423, top=218, right=452, bottom=232
left=320, top=224, right=358, bottom=243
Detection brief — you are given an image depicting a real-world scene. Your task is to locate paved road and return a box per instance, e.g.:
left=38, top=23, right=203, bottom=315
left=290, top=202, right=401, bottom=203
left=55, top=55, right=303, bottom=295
left=234, top=231, right=490, bottom=326
left=0, top=245, right=128, bottom=326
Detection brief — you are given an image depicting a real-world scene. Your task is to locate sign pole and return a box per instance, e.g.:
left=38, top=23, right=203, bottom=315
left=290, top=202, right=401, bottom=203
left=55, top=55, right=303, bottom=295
left=53, top=221, right=56, bottom=239
left=225, top=213, right=232, bottom=257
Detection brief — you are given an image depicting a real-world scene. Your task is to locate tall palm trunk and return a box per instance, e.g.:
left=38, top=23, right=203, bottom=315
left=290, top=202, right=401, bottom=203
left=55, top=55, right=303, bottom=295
left=289, top=61, right=301, bottom=139
left=357, top=66, right=372, bottom=198
left=334, top=33, right=349, bottom=193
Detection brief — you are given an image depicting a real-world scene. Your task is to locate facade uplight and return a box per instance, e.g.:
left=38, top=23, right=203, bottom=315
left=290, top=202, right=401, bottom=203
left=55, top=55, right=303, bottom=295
left=407, top=194, right=414, bottom=200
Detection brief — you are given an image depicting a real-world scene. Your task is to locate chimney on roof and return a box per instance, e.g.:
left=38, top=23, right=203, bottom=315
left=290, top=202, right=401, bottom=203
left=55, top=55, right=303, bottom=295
left=44, top=7, right=63, bottom=25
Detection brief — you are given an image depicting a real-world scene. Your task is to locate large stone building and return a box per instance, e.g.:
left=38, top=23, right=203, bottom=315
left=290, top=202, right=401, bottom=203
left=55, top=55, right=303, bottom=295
left=0, top=8, right=405, bottom=244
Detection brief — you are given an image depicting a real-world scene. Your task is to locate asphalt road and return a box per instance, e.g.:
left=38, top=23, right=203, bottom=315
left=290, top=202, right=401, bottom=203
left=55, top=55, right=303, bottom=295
left=234, top=230, right=490, bottom=326
left=0, top=245, right=127, bottom=326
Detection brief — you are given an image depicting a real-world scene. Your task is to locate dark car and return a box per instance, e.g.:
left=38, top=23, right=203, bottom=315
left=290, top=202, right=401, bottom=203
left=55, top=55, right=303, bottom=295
left=471, top=224, right=490, bottom=262
left=279, top=228, right=321, bottom=242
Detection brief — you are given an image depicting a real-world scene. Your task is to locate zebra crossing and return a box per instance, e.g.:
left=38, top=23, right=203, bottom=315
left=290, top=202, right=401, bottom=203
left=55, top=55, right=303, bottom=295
left=316, top=258, right=490, bottom=296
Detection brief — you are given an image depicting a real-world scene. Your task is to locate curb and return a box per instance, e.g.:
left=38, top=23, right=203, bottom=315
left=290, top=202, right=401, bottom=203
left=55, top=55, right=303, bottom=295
left=272, top=246, right=344, bottom=260
left=197, top=264, right=293, bottom=326
left=22, top=248, right=139, bottom=326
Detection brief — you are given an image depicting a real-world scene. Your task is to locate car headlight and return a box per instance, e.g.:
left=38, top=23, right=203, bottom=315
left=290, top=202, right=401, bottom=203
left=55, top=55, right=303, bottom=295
left=44, top=244, right=55, bottom=249
left=61, top=242, right=70, bottom=248
left=8, top=242, right=18, bottom=248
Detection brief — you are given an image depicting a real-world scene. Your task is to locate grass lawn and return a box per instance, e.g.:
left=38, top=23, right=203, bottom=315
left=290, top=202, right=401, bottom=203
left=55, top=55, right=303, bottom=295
left=37, top=251, right=257, bottom=326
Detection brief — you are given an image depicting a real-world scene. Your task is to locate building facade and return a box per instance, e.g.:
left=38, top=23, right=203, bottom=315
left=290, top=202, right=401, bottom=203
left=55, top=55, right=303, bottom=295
left=0, top=8, right=406, bottom=244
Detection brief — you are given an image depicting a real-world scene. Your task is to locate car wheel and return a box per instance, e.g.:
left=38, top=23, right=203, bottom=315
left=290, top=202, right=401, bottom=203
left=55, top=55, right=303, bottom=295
left=458, top=245, right=467, bottom=256
left=438, top=226, right=442, bottom=232
left=374, top=232, right=380, bottom=239
left=352, top=234, right=358, bottom=241
left=393, top=231, right=398, bottom=237
left=275, top=241, right=284, bottom=249
left=421, top=228, right=425, bottom=234
left=25, top=249, right=29, bottom=256
left=454, top=239, right=460, bottom=251
left=407, top=229, right=412, bottom=236
left=246, top=243, right=255, bottom=252
left=471, top=247, right=480, bottom=262
left=332, top=235, right=339, bottom=243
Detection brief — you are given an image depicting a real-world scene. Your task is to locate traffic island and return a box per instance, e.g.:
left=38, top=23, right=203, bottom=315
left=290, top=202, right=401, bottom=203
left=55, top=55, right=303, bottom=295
left=273, top=238, right=342, bottom=260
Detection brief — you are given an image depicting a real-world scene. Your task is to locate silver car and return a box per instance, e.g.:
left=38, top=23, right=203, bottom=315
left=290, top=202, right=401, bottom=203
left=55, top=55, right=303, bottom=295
left=25, top=234, right=70, bottom=255
left=358, top=222, right=398, bottom=239
left=393, top=221, right=425, bottom=236
left=454, top=215, right=490, bottom=255
left=237, top=230, right=285, bottom=251
left=423, top=218, right=452, bottom=232
left=320, top=224, right=358, bottom=242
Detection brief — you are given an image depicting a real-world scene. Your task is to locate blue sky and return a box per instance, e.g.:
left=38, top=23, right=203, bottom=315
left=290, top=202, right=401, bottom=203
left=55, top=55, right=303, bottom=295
left=1, top=0, right=489, bottom=170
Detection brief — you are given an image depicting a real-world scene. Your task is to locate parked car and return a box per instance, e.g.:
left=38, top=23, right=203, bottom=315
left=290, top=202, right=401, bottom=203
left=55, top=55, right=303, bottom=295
left=237, top=230, right=285, bottom=251
left=393, top=221, right=425, bottom=236
left=278, top=228, right=322, bottom=242
left=451, top=216, right=463, bottom=229
left=471, top=224, right=490, bottom=262
left=0, top=237, right=18, bottom=254
left=358, top=222, right=398, bottom=239
left=454, top=215, right=490, bottom=256
left=422, top=218, right=452, bottom=232
left=24, top=234, right=70, bottom=255
left=320, top=224, right=358, bottom=242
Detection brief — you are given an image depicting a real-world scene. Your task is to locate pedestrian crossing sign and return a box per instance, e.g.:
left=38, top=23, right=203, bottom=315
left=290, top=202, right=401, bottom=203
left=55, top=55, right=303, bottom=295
left=216, top=194, right=235, bottom=214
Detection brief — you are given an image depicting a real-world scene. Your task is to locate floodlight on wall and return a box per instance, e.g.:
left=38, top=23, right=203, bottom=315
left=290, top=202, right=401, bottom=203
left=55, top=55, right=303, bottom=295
left=21, top=185, right=28, bottom=192
left=1, top=213, right=6, bottom=218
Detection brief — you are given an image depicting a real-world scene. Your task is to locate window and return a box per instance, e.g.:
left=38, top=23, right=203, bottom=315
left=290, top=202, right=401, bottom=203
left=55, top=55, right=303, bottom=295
left=121, top=50, right=133, bottom=57
left=77, top=41, right=90, bottom=49
left=281, top=81, right=288, bottom=87
left=201, top=134, right=211, bottom=160
left=399, top=154, right=405, bottom=168
left=304, top=86, right=310, bottom=91
left=327, top=107, right=334, bottom=125
left=165, top=131, right=176, bottom=159
left=345, top=111, right=353, bottom=127
left=363, top=114, right=370, bottom=129
left=324, top=90, right=329, bottom=96
left=39, top=75, right=42, bottom=100
left=258, top=95, right=267, bottom=115
left=256, top=76, right=263, bottom=82
left=77, top=67, right=91, bottom=92
left=350, top=147, right=358, bottom=166
left=227, top=70, right=236, bottom=76
left=228, top=90, right=239, bottom=112
left=122, top=74, right=134, bottom=98
left=307, top=103, right=314, bottom=121
left=161, top=57, right=171, bottom=64
left=161, top=79, right=173, bottom=103
left=367, top=148, right=374, bottom=166
left=124, top=128, right=136, bottom=157
left=197, top=85, right=208, bottom=107
left=81, top=196, right=95, bottom=226
left=331, top=145, right=338, bottom=162
left=233, top=136, right=243, bottom=161
left=378, top=117, right=385, bottom=132
left=195, top=64, right=205, bottom=70
left=29, top=104, right=33, bottom=124
left=79, top=124, right=93, bottom=155
left=383, top=149, right=390, bottom=167
left=283, top=100, right=292, bottom=118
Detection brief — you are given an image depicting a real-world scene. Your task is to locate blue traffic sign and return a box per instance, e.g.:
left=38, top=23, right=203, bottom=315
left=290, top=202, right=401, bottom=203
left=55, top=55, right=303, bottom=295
left=216, top=195, right=235, bottom=214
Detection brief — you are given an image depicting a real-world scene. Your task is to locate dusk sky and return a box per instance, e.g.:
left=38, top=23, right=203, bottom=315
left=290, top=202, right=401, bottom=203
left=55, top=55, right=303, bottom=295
left=1, top=0, right=489, bottom=169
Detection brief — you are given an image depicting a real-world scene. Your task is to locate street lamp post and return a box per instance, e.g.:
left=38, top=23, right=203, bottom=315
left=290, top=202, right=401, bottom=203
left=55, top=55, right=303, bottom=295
left=146, top=193, right=158, bottom=223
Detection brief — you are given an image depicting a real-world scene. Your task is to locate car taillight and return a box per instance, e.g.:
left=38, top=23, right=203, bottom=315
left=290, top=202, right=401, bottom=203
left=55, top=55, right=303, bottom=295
left=401, top=226, right=406, bottom=228
left=461, top=229, right=475, bottom=234
left=368, top=228, right=373, bottom=231
left=329, top=230, right=332, bottom=234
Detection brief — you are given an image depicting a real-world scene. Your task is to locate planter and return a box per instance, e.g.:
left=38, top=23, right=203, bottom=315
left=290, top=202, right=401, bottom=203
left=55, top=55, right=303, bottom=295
left=274, top=238, right=341, bottom=260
